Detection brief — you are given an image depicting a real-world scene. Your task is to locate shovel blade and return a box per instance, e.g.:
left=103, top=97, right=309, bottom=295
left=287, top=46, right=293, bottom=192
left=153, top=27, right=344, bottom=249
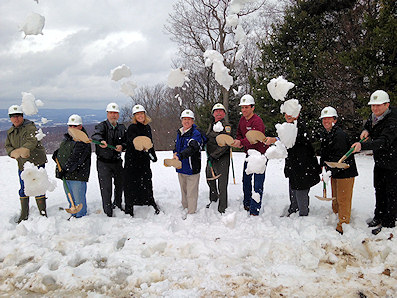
left=315, top=195, right=336, bottom=201
left=207, top=174, right=221, bottom=181
left=65, top=204, right=83, bottom=214
left=325, top=161, right=350, bottom=169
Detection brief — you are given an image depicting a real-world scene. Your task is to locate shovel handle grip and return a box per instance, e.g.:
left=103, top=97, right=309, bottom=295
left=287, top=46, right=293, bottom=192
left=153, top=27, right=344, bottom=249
left=91, top=139, right=117, bottom=150
left=339, top=137, right=367, bottom=163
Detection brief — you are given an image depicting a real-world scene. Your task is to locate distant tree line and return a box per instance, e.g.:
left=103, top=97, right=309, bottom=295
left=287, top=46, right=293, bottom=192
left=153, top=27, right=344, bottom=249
left=123, top=0, right=396, bottom=150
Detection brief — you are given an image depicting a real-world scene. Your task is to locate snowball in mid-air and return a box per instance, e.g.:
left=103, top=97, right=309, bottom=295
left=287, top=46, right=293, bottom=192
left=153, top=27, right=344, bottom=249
left=167, top=68, right=190, bottom=88
left=120, top=80, right=137, bottom=97
left=280, top=99, right=301, bottom=118
left=322, top=169, right=332, bottom=183
left=267, top=76, right=295, bottom=101
left=245, top=149, right=267, bottom=175
left=226, top=14, right=239, bottom=28
left=20, top=13, right=45, bottom=38
left=234, top=24, right=247, bottom=45
left=21, top=92, right=41, bottom=116
left=275, top=121, right=298, bottom=149
left=265, top=140, right=288, bottom=159
left=35, top=128, right=46, bottom=141
left=204, top=50, right=233, bottom=90
left=213, top=121, right=224, bottom=133
left=20, top=162, right=56, bottom=197
left=110, top=64, right=132, bottom=81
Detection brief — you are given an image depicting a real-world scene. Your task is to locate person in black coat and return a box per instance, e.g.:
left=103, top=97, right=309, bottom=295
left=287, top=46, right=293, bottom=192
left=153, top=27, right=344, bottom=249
left=352, top=90, right=397, bottom=233
left=91, top=103, right=127, bottom=217
left=124, top=104, right=159, bottom=216
left=319, top=107, right=358, bottom=234
left=267, top=100, right=320, bottom=217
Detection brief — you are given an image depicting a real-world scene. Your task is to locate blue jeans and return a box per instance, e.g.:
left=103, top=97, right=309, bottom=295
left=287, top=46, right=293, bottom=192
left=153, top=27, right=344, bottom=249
left=242, top=161, right=266, bottom=215
left=18, top=164, right=46, bottom=199
left=63, top=180, right=87, bottom=217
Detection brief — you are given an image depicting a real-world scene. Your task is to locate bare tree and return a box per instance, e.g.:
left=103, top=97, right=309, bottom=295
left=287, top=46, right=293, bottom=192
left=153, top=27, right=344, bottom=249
left=164, top=0, right=275, bottom=122
left=121, top=84, right=181, bottom=151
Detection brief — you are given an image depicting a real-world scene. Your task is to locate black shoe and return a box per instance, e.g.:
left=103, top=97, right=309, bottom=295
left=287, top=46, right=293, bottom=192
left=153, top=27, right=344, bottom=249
left=367, top=218, right=381, bottom=227
left=153, top=203, right=160, bottom=215
left=244, top=206, right=249, bottom=211
left=206, top=202, right=212, bottom=208
left=372, top=226, right=382, bottom=235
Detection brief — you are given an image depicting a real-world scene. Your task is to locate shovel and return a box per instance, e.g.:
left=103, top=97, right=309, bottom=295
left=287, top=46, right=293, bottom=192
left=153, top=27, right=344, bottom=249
left=207, top=158, right=221, bottom=181
left=68, top=127, right=117, bottom=150
left=55, top=158, right=83, bottom=214
left=216, top=134, right=234, bottom=147
left=246, top=130, right=267, bottom=144
left=164, top=158, right=182, bottom=169
left=315, top=180, right=336, bottom=201
left=133, top=136, right=155, bottom=160
left=325, top=137, right=366, bottom=169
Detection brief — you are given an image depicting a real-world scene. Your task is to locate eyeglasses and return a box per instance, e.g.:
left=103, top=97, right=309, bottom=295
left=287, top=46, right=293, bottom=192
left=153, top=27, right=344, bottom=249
left=68, top=125, right=78, bottom=127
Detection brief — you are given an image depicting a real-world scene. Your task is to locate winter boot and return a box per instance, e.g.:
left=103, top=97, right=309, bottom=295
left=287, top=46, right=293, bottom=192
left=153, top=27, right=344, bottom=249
left=17, top=197, right=29, bottom=223
left=35, top=196, right=47, bottom=217
left=125, top=205, right=134, bottom=217
left=152, top=203, right=160, bottom=215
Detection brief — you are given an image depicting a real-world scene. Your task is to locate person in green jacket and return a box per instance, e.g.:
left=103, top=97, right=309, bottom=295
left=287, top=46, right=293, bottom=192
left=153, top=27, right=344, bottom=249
left=5, top=105, right=48, bottom=223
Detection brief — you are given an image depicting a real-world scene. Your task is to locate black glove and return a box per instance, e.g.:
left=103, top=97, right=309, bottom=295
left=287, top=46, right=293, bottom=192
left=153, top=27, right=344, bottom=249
left=52, top=149, right=59, bottom=161
left=58, top=169, right=67, bottom=179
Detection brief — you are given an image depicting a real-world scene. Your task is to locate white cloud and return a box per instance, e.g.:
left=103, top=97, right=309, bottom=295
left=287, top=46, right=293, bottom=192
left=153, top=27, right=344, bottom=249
left=0, top=0, right=177, bottom=109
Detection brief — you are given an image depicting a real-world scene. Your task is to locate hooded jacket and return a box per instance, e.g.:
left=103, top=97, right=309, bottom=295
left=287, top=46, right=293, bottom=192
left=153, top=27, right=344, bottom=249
left=5, top=119, right=47, bottom=170
left=52, top=128, right=91, bottom=182
left=174, top=124, right=203, bottom=175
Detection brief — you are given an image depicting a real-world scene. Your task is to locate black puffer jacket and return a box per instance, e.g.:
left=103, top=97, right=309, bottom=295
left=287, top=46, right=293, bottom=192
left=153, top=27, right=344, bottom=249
left=284, top=120, right=320, bottom=190
left=361, top=107, right=397, bottom=170
left=52, top=128, right=91, bottom=182
left=91, top=120, right=127, bottom=163
left=320, top=125, right=358, bottom=179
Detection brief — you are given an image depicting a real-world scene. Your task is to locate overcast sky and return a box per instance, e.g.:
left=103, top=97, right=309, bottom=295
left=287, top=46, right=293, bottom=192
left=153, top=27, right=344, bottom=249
left=0, top=0, right=178, bottom=110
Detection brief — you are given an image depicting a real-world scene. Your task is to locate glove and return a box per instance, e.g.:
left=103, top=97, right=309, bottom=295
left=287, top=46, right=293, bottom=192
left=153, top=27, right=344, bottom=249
left=10, top=149, right=22, bottom=159
left=19, top=147, right=30, bottom=158
left=58, top=170, right=67, bottom=179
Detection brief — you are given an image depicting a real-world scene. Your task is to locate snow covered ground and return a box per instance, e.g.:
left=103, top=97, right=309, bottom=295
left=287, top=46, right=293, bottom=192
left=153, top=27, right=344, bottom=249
left=0, top=151, right=396, bottom=297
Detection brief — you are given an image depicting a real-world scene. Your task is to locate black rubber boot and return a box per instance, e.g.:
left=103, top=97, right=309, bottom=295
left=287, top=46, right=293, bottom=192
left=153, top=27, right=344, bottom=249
left=17, top=197, right=29, bottom=223
left=153, top=203, right=160, bottom=215
left=36, top=197, right=47, bottom=217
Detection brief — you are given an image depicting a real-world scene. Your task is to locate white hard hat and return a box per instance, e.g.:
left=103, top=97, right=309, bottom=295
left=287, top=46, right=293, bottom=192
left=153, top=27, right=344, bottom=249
left=180, top=109, right=195, bottom=119
left=368, top=90, right=390, bottom=105
left=239, top=94, right=255, bottom=106
left=212, top=103, right=226, bottom=113
left=319, top=106, right=338, bottom=119
left=8, top=105, right=23, bottom=116
left=132, top=104, right=146, bottom=114
left=67, top=114, right=83, bottom=125
left=106, top=102, right=120, bottom=113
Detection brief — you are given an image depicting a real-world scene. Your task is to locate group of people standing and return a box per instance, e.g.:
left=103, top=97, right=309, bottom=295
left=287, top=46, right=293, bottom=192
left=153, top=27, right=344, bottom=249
left=5, top=89, right=397, bottom=235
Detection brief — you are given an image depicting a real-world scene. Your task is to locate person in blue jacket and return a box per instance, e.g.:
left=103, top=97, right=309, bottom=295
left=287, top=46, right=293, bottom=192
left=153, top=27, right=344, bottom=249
left=173, top=109, right=203, bottom=214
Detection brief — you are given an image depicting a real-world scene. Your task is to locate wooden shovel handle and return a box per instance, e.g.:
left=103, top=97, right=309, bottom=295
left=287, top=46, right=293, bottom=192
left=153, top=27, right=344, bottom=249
left=55, top=158, right=77, bottom=208
left=338, top=137, right=366, bottom=163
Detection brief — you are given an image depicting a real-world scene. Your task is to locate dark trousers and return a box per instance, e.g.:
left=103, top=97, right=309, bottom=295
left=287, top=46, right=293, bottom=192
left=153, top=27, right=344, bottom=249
left=206, top=154, right=230, bottom=213
left=97, top=159, right=123, bottom=216
left=373, top=167, right=397, bottom=228
left=288, top=183, right=310, bottom=216
left=242, top=161, right=266, bottom=215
